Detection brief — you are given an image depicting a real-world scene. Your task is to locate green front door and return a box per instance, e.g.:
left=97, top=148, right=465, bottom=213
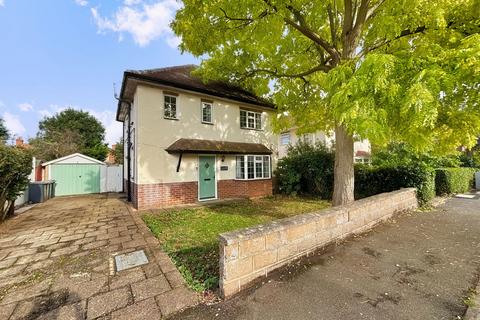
left=51, top=164, right=101, bottom=196
left=199, top=156, right=216, bottom=200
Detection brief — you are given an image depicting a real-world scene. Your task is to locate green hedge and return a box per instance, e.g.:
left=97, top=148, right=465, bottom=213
left=355, top=164, right=435, bottom=206
left=275, top=143, right=436, bottom=206
left=435, top=168, right=476, bottom=195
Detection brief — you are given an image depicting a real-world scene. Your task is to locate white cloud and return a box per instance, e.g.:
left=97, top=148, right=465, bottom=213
left=91, top=0, right=181, bottom=47
left=3, top=112, right=26, bottom=136
left=75, top=0, right=88, bottom=6
left=124, top=0, right=142, bottom=5
left=88, top=109, right=122, bottom=145
left=0, top=0, right=4, bottom=7
left=18, top=103, right=33, bottom=112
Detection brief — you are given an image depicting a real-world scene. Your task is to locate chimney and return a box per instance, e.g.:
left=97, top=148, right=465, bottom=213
left=111, top=144, right=116, bottom=151
left=15, top=137, right=24, bottom=146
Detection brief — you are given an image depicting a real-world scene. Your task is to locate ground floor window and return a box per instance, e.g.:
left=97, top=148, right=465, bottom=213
left=236, top=155, right=271, bottom=179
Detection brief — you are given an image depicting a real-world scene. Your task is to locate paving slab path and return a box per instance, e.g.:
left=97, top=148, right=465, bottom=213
left=174, top=196, right=480, bottom=320
left=0, top=194, right=198, bottom=320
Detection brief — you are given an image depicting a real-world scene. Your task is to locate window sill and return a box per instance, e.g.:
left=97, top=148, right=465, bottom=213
left=240, top=127, right=264, bottom=132
left=234, top=177, right=272, bottom=181
left=202, top=121, right=214, bottom=125
left=164, top=117, right=179, bottom=121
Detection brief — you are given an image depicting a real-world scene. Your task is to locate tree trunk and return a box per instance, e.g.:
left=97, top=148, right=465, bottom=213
left=332, top=125, right=355, bottom=206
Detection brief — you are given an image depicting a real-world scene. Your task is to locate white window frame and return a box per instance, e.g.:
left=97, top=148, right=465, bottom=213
left=164, top=94, right=178, bottom=119
left=201, top=101, right=213, bottom=124
left=280, top=132, right=291, bottom=145
left=235, top=155, right=271, bottom=180
left=240, top=110, right=262, bottom=130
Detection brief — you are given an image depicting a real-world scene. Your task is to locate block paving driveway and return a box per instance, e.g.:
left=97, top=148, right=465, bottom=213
left=0, top=194, right=198, bottom=320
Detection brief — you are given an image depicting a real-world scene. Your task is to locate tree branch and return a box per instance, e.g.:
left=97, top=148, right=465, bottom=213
left=218, top=7, right=270, bottom=29
left=327, top=4, right=337, bottom=47
left=353, top=0, right=370, bottom=34
left=361, top=26, right=426, bottom=55
left=366, top=0, right=386, bottom=21
left=343, top=0, right=354, bottom=37
left=242, top=64, right=331, bottom=80
left=283, top=5, right=340, bottom=63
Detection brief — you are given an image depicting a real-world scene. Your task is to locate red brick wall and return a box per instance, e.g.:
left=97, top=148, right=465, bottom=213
left=218, top=179, right=273, bottom=199
left=134, top=181, right=198, bottom=210
left=130, top=179, right=273, bottom=210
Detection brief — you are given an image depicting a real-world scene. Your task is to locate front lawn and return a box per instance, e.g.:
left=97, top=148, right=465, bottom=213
left=143, top=195, right=330, bottom=292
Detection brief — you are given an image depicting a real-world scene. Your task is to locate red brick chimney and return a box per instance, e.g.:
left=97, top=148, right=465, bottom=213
left=15, top=137, right=24, bottom=146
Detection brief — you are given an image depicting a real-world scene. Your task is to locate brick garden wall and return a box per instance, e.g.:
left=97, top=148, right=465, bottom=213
left=218, top=188, right=418, bottom=298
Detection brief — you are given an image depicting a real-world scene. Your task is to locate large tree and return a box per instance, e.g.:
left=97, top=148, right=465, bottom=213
left=173, top=0, right=480, bottom=205
left=0, top=117, right=9, bottom=143
left=112, top=138, right=124, bottom=165
left=32, top=108, right=109, bottom=161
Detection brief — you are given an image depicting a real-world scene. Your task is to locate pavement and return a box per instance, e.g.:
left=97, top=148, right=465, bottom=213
left=174, top=196, right=480, bottom=320
left=0, top=194, right=198, bottom=320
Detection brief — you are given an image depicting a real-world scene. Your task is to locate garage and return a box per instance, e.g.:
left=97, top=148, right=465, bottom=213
left=42, top=153, right=105, bottom=196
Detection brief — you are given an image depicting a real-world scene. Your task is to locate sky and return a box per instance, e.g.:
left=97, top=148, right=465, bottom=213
left=0, top=0, right=198, bottom=145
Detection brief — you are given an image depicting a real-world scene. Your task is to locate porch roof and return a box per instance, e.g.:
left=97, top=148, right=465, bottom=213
left=165, top=138, right=272, bottom=155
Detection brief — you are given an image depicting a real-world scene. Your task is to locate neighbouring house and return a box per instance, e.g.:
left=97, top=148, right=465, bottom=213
left=116, top=65, right=278, bottom=209
left=278, top=128, right=371, bottom=163
left=105, top=144, right=117, bottom=164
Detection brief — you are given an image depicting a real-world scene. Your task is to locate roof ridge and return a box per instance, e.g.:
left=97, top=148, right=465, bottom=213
left=129, top=64, right=198, bottom=74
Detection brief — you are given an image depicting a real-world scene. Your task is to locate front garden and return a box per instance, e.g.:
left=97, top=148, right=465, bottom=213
left=144, top=142, right=478, bottom=294
left=142, top=196, right=330, bottom=292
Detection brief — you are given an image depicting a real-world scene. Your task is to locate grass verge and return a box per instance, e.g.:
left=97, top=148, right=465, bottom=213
left=143, top=195, right=330, bottom=292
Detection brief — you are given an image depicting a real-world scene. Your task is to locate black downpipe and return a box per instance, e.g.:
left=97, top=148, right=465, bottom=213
left=116, top=99, right=132, bottom=202
left=126, top=102, right=132, bottom=202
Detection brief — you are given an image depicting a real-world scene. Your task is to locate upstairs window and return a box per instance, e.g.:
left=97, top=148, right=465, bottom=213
left=280, top=133, right=291, bottom=145
left=201, top=101, right=213, bottom=124
left=300, top=133, right=314, bottom=145
left=236, top=155, right=271, bottom=179
left=164, top=95, right=177, bottom=119
left=240, top=110, right=262, bottom=130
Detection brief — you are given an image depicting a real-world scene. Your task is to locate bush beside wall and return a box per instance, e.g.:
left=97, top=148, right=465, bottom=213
left=435, top=168, right=476, bottom=195
left=276, top=143, right=334, bottom=199
left=355, top=164, right=435, bottom=206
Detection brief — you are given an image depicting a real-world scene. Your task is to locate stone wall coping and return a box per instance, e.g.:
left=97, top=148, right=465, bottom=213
left=218, top=188, right=416, bottom=245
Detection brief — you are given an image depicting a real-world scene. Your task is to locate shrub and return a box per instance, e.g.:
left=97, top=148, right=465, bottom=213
left=355, top=163, right=435, bottom=206
left=275, top=142, right=334, bottom=198
left=0, top=145, right=32, bottom=221
left=276, top=142, right=435, bottom=205
left=434, top=168, right=476, bottom=195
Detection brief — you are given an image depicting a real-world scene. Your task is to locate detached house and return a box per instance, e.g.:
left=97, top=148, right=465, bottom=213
left=116, top=65, right=277, bottom=209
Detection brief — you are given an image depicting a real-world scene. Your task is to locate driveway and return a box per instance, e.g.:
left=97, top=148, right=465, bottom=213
left=174, top=196, right=480, bottom=320
left=0, top=194, right=197, bottom=320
